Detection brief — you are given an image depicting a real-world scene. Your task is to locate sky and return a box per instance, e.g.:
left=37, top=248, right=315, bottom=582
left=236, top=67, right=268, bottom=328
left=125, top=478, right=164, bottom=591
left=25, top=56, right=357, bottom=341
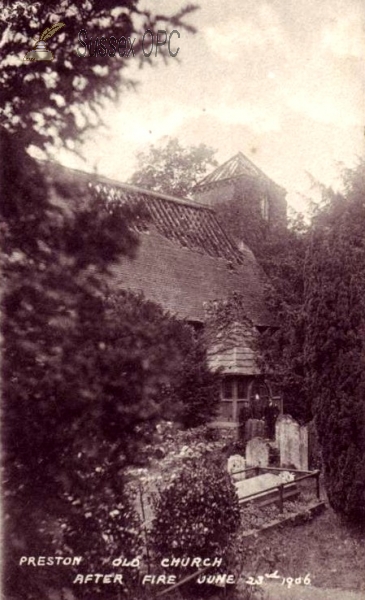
left=58, top=0, right=365, bottom=213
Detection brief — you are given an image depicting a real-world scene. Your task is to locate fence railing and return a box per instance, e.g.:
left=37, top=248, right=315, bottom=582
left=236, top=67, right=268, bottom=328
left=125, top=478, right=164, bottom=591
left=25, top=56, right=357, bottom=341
left=232, top=466, right=321, bottom=512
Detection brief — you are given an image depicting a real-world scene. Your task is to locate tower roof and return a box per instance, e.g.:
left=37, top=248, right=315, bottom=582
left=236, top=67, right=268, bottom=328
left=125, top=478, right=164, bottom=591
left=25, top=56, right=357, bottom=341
left=194, top=152, right=285, bottom=192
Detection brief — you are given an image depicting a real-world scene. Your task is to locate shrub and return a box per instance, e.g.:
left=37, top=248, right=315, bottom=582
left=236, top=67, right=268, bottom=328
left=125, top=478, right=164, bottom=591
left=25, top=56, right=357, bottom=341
left=150, top=459, right=240, bottom=595
left=307, top=418, right=322, bottom=470
left=172, top=335, right=221, bottom=429
left=305, top=167, right=365, bottom=520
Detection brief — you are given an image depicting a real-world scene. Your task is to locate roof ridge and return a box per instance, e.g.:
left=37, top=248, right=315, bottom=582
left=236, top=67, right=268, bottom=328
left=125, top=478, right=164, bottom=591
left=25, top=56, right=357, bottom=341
left=39, top=159, right=250, bottom=265
left=235, top=151, right=272, bottom=181
left=39, top=159, right=215, bottom=211
left=193, top=153, right=239, bottom=188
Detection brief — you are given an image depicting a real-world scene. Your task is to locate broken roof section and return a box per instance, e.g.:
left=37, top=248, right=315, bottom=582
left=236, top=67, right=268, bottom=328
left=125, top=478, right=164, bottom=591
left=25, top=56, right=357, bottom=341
left=41, top=161, right=272, bottom=326
left=91, top=179, right=246, bottom=266
left=194, top=151, right=285, bottom=193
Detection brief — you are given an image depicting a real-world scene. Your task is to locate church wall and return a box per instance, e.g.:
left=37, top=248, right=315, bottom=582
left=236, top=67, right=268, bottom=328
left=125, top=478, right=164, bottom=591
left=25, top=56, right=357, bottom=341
left=194, top=180, right=235, bottom=207
left=194, top=176, right=287, bottom=231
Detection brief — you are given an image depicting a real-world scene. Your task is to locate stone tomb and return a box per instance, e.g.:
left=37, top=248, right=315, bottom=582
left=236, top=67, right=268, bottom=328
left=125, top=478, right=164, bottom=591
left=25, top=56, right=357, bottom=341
left=235, top=472, right=298, bottom=506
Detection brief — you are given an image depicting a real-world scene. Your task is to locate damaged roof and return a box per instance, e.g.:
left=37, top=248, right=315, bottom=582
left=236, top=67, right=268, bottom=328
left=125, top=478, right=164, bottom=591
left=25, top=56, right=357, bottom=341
left=42, top=161, right=272, bottom=326
left=91, top=179, right=246, bottom=265
left=194, top=151, right=285, bottom=192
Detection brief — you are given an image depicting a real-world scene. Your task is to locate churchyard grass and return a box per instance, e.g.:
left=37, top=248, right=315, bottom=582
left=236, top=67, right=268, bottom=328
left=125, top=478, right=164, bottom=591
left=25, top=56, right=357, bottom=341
left=239, top=502, right=365, bottom=594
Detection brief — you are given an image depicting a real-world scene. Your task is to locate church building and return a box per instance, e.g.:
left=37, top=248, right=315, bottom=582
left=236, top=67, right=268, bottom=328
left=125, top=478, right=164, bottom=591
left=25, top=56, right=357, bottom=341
left=42, top=151, right=285, bottom=427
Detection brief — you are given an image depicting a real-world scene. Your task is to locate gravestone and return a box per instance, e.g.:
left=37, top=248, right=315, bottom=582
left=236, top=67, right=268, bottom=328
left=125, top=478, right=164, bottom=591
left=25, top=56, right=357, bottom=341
left=244, top=418, right=266, bottom=442
left=227, top=454, right=246, bottom=481
left=245, top=437, right=269, bottom=468
left=275, top=414, right=308, bottom=471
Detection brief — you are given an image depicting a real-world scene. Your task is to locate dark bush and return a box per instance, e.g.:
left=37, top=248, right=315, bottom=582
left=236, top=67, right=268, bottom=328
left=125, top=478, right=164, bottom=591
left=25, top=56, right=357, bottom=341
left=150, top=459, right=240, bottom=596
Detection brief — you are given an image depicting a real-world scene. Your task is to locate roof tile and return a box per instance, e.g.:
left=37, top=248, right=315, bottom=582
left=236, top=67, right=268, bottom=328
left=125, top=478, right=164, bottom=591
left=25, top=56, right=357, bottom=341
left=42, top=161, right=272, bottom=327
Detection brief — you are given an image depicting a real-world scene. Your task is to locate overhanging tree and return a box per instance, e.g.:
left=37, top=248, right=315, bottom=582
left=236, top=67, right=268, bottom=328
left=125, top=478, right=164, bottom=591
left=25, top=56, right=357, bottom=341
left=99, top=290, right=220, bottom=446
left=1, top=2, right=200, bottom=598
left=0, top=1, right=197, bottom=150
left=2, top=131, right=145, bottom=599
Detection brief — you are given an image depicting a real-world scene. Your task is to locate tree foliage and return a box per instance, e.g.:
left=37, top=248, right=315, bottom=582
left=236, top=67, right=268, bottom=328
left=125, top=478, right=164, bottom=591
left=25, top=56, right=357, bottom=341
left=304, top=160, right=365, bottom=520
left=0, top=1, right=197, bottom=150
left=130, top=137, right=218, bottom=197
left=168, top=335, right=221, bottom=428
left=1, top=2, right=202, bottom=597
left=211, top=174, right=311, bottom=422
left=1, top=128, right=143, bottom=598
left=2, top=134, right=219, bottom=596
left=243, top=160, right=365, bottom=518
left=257, top=215, right=311, bottom=423
left=101, top=290, right=221, bottom=441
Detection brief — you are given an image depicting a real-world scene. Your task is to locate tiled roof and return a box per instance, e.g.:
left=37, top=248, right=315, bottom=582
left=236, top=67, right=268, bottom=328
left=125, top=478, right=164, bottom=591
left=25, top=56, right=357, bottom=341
left=42, top=161, right=272, bottom=327
left=90, top=180, right=246, bottom=265
left=42, top=161, right=245, bottom=265
left=194, top=152, right=284, bottom=192
left=111, top=230, right=269, bottom=325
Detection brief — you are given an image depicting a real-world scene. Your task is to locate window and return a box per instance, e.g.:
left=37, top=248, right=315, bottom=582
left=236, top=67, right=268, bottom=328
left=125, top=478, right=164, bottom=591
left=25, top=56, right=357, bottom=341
left=220, top=376, right=250, bottom=422
left=237, top=377, right=248, bottom=399
left=221, top=378, right=234, bottom=399
left=221, top=377, right=248, bottom=400
left=250, top=380, right=270, bottom=419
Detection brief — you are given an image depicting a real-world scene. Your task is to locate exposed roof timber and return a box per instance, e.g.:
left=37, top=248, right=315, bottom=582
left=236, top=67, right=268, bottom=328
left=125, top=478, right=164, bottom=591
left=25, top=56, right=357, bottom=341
left=193, top=152, right=286, bottom=194
left=40, top=160, right=248, bottom=265
left=39, top=160, right=212, bottom=209
left=36, top=159, right=275, bottom=328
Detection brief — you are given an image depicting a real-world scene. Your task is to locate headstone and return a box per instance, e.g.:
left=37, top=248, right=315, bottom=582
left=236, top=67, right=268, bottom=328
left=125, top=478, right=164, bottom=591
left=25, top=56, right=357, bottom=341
left=275, top=414, right=308, bottom=471
left=244, top=418, right=266, bottom=442
left=299, top=426, right=309, bottom=471
left=227, top=454, right=246, bottom=481
left=245, top=437, right=269, bottom=468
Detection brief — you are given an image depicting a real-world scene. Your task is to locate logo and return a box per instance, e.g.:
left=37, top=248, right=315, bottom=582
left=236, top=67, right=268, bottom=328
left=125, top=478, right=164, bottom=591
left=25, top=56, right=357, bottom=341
left=24, top=22, right=65, bottom=62
left=76, top=29, right=180, bottom=58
